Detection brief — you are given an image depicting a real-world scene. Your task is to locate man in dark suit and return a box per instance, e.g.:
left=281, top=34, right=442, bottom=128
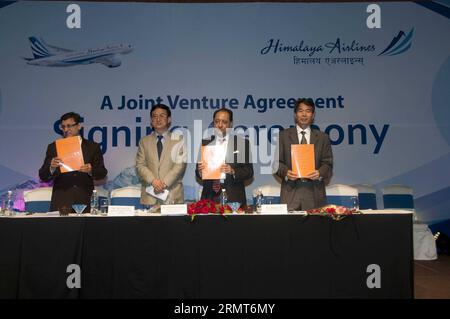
left=196, top=108, right=253, bottom=205
left=275, top=98, right=333, bottom=211
left=39, top=112, right=108, bottom=211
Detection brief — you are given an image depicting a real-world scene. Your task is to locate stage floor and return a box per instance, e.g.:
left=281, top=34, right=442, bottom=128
left=415, top=255, right=450, bottom=299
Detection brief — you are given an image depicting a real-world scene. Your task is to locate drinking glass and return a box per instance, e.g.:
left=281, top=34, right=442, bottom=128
left=72, top=204, right=87, bottom=216
left=229, top=202, right=241, bottom=214
left=351, top=196, right=359, bottom=211
left=99, top=198, right=109, bottom=215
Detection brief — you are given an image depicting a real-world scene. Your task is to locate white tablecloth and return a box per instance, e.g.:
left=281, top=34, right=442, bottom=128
left=413, top=222, right=437, bottom=260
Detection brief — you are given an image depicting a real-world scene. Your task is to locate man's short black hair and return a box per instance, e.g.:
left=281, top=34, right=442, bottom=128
left=213, top=108, right=233, bottom=123
left=151, top=104, right=171, bottom=118
left=60, top=112, right=81, bottom=123
left=294, top=98, right=315, bottom=113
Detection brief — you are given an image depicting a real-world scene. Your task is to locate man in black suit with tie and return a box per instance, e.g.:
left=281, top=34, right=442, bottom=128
left=39, top=112, right=108, bottom=211
left=196, top=108, right=253, bottom=205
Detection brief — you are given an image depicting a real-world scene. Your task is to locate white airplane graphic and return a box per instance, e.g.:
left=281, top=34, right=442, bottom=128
left=24, top=37, right=133, bottom=68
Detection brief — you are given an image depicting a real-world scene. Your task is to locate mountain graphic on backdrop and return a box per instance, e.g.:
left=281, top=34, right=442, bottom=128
left=0, top=179, right=52, bottom=211
left=104, top=166, right=141, bottom=190
left=104, top=166, right=199, bottom=201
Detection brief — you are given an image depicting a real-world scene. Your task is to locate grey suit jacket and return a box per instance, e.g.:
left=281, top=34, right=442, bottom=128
left=136, top=131, right=187, bottom=204
left=276, top=127, right=333, bottom=209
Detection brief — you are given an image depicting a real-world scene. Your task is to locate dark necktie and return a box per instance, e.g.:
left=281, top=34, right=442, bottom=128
left=157, top=135, right=163, bottom=160
left=300, top=131, right=307, bottom=144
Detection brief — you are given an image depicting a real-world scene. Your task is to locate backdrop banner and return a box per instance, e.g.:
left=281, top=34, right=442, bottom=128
left=0, top=1, right=449, bottom=223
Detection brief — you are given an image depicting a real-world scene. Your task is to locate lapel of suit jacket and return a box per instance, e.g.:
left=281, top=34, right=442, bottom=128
left=159, top=131, right=172, bottom=164
left=148, top=133, right=159, bottom=168
left=288, top=127, right=300, bottom=145
left=285, top=128, right=298, bottom=169
left=310, top=128, right=318, bottom=145
left=80, top=137, right=89, bottom=163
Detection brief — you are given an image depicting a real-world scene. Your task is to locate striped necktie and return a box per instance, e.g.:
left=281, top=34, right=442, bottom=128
left=300, top=131, right=307, bottom=144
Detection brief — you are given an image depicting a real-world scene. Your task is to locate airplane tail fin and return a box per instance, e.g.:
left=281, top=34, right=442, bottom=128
left=28, top=36, right=54, bottom=59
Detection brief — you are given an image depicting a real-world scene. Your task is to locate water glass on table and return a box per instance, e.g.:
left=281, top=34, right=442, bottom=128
left=351, top=196, right=359, bottom=211
left=99, top=198, right=109, bottom=215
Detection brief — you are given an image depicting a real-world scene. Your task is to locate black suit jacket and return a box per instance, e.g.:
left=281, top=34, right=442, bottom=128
left=196, top=135, right=253, bottom=205
left=39, top=138, right=108, bottom=211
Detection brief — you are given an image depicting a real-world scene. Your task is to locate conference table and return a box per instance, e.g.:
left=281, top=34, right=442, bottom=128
left=0, top=211, right=413, bottom=299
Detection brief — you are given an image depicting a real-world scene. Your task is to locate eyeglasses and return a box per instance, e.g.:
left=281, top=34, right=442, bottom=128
left=60, top=123, right=78, bottom=130
left=151, top=114, right=168, bottom=120
left=214, top=119, right=230, bottom=126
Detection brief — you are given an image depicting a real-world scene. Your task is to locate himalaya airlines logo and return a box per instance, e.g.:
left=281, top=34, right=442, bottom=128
left=378, top=28, right=414, bottom=56
left=260, top=28, right=413, bottom=66
left=260, top=38, right=376, bottom=57
left=23, top=37, right=133, bottom=68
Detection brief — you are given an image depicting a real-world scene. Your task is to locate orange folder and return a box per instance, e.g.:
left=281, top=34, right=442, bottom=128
left=291, top=144, right=315, bottom=178
left=55, top=136, right=84, bottom=173
left=201, top=145, right=226, bottom=180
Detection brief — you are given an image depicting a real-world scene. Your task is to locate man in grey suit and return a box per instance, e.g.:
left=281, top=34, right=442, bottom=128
left=275, top=98, right=333, bottom=211
left=136, top=104, right=187, bottom=205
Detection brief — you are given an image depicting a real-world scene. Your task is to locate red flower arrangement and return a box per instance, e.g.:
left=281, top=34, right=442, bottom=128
left=306, top=204, right=359, bottom=221
left=187, top=199, right=245, bottom=221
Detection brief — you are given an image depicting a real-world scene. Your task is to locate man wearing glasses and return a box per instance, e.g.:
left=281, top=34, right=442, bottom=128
left=196, top=108, right=253, bottom=205
left=136, top=104, right=187, bottom=205
left=39, top=112, right=108, bottom=211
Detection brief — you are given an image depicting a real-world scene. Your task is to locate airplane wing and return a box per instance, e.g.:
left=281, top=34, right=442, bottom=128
left=94, top=54, right=121, bottom=68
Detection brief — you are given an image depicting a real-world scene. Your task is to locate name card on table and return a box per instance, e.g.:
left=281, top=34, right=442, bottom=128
left=107, top=205, right=135, bottom=217
left=160, top=204, right=188, bottom=216
left=260, top=204, right=288, bottom=215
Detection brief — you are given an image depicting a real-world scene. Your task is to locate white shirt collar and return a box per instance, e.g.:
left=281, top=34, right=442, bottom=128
left=296, top=125, right=311, bottom=135
left=155, top=131, right=169, bottom=139
left=215, top=135, right=228, bottom=144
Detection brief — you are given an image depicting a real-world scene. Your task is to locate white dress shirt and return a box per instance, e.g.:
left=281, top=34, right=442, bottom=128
left=155, top=130, right=169, bottom=146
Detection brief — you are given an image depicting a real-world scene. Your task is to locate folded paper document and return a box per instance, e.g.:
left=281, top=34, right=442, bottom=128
left=146, top=186, right=169, bottom=201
